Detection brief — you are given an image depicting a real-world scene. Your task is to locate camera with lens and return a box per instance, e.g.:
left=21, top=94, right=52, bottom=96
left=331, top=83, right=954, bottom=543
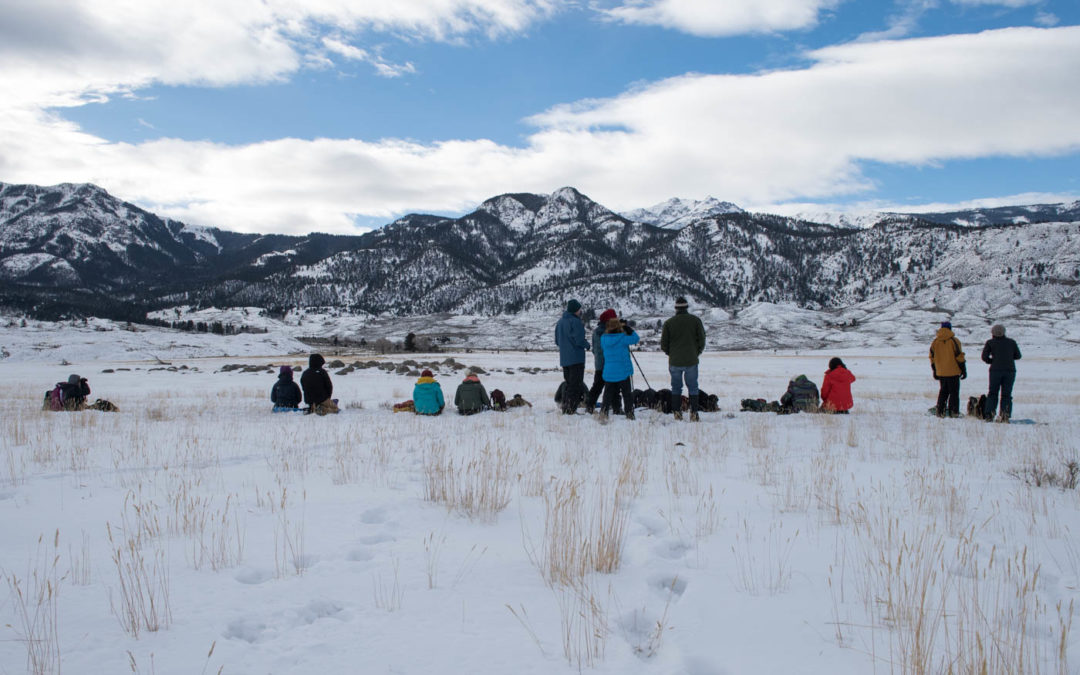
left=619, top=318, right=636, bottom=334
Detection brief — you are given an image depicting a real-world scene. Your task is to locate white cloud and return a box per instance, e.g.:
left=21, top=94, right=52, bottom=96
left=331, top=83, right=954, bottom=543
left=0, top=0, right=558, bottom=107
left=1034, top=11, right=1059, bottom=26
left=950, top=0, right=1038, bottom=6
left=1, top=19, right=1079, bottom=235
left=322, top=38, right=417, bottom=78
left=599, top=0, right=839, bottom=36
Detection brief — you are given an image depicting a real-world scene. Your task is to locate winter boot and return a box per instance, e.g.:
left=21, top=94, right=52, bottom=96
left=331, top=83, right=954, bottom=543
left=689, top=394, right=700, bottom=422
left=671, top=392, right=683, bottom=421
left=625, top=410, right=635, bottom=421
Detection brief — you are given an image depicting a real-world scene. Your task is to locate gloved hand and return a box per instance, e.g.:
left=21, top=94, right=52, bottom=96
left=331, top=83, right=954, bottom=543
left=959, top=362, right=967, bottom=380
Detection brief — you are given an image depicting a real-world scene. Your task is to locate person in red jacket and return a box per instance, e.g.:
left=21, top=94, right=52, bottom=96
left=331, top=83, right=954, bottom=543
left=820, top=357, right=856, bottom=413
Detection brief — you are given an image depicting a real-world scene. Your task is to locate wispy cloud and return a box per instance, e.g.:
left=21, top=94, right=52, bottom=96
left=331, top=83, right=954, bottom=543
left=856, top=0, right=938, bottom=42
left=322, top=38, right=416, bottom=78
left=597, top=0, right=840, bottom=36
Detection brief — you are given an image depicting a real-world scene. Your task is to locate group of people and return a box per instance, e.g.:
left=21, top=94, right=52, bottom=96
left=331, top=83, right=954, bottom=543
left=930, top=320, right=1021, bottom=421
left=272, top=354, right=529, bottom=416
left=271, top=353, right=339, bottom=415
left=556, top=296, right=707, bottom=421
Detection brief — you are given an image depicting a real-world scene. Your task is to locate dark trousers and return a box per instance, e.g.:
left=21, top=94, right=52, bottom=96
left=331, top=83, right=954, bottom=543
left=561, top=363, right=586, bottom=414
left=586, top=370, right=622, bottom=413
left=601, top=378, right=633, bottom=416
left=936, top=376, right=961, bottom=416
left=986, top=370, right=1016, bottom=419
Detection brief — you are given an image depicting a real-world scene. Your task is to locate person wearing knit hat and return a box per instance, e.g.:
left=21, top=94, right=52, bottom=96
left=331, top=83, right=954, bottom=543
left=584, top=308, right=622, bottom=414
left=454, top=373, right=491, bottom=415
left=930, top=322, right=966, bottom=418
left=661, top=296, right=706, bottom=421
left=980, top=324, right=1021, bottom=422
left=554, top=299, right=591, bottom=414
left=271, top=365, right=302, bottom=411
left=413, top=369, right=445, bottom=415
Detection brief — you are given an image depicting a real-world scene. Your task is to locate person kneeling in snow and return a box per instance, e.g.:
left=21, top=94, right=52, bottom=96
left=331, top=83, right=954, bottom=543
left=413, top=369, right=445, bottom=415
left=271, top=365, right=302, bottom=412
left=454, top=374, right=490, bottom=415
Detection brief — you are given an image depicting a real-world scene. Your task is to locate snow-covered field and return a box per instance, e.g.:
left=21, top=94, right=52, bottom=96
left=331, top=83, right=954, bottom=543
left=1, top=330, right=1079, bottom=674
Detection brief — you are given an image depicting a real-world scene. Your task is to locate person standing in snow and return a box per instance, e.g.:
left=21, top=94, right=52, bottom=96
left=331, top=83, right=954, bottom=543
left=600, top=318, right=640, bottom=420
left=270, top=365, right=302, bottom=411
left=930, top=321, right=966, bottom=418
left=584, top=308, right=621, bottom=414
left=413, top=369, right=445, bottom=415
left=981, top=324, right=1021, bottom=423
left=820, top=358, right=855, bottom=413
left=554, top=299, right=590, bottom=414
left=660, top=297, right=706, bottom=421
left=300, top=353, right=338, bottom=415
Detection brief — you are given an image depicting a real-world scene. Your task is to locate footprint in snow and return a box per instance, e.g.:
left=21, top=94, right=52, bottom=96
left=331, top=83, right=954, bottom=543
left=359, top=533, right=396, bottom=546
left=648, top=574, right=688, bottom=598
left=233, top=567, right=273, bottom=585
left=360, top=507, right=387, bottom=524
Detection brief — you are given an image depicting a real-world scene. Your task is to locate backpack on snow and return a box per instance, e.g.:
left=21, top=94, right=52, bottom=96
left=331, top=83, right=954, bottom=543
left=966, top=395, right=988, bottom=420
left=633, top=388, right=658, bottom=410
left=554, top=381, right=566, bottom=404
left=491, top=389, right=507, bottom=411
left=697, top=388, right=720, bottom=413
left=43, top=384, right=65, bottom=411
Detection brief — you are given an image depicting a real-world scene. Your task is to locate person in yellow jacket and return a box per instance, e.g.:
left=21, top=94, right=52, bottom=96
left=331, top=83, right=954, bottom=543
left=929, top=321, right=967, bottom=417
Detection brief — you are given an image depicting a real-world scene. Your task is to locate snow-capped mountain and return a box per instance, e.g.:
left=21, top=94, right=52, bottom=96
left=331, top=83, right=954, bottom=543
left=2, top=181, right=1078, bottom=329
left=622, top=197, right=744, bottom=229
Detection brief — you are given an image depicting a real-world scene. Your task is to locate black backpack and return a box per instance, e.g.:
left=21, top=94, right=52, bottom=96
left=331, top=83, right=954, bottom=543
left=491, top=389, right=507, bottom=411
left=554, top=381, right=566, bottom=404
left=697, top=388, right=720, bottom=412
left=633, top=388, right=658, bottom=410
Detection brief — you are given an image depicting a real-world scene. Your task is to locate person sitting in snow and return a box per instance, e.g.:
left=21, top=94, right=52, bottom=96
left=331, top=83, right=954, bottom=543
left=779, top=374, right=820, bottom=413
left=300, top=353, right=338, bottom=415
left=454, top=373, right=490, bottom=415
left=413, top=369, right=445, bottom=415
left=820, top=358, right=856, bottom=414
left=271, top=365, right=302, bottom=411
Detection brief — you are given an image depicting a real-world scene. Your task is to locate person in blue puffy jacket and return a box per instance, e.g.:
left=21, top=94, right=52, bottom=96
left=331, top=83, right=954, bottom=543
left=413, top=369, right=445, bottom=415
left=554, top=299, right=590, bottom=414
left=600, top=318, right=639, bottom=420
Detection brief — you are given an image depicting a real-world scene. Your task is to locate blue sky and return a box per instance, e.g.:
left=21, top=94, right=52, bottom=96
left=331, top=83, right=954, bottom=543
left=0, top=0, right=1078, bottom=233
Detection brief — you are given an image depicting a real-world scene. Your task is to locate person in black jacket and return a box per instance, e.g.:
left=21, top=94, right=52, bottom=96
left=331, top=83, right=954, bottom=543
left=271, top=365, right=302, bottom=411
left=981, top=324, right=1021, bottom=422
left=300, top=353, right=338, bottom=415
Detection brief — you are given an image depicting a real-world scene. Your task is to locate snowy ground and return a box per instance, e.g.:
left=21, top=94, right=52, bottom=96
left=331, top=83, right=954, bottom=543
left=1, top=334, right=1079, bottom=674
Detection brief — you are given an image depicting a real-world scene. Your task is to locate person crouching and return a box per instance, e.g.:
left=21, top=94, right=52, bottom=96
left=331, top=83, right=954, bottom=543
left=599, top=318, right=639, bottom=420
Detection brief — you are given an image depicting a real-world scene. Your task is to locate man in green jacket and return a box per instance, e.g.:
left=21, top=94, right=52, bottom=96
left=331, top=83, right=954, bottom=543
left=661, top=297, right=707, bottom=421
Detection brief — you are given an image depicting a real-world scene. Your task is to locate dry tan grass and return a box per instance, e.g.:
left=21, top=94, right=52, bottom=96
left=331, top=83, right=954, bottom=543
left=4, top=530, right=63, bottom=675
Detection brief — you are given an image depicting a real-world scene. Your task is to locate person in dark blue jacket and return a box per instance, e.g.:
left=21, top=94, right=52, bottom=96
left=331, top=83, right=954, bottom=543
left=981, top=324, right=1021, bottom=422
left=600, top=318, right=640, bottom=420
left=413, top=369, right=445, bottom=415
left=271, top=365, right=302, bottom=411
left=585, top=308, right=621, bottom=414
left=554, top=299, right=590, bottom=414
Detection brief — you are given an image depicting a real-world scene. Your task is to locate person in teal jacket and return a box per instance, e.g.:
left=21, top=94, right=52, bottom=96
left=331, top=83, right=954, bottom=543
left=413, top=369, right=445, bottom=415
left=600, top=318, right=640, bottom=420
